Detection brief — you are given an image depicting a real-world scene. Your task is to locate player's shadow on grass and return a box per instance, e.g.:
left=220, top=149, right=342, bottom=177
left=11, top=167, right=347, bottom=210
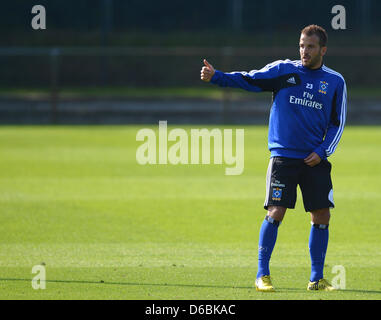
left=1, top=278, right=381, bottom=295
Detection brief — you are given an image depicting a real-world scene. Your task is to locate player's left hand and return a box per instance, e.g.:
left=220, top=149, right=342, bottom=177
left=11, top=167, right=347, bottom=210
left=304, top=152, right=321, bottom=167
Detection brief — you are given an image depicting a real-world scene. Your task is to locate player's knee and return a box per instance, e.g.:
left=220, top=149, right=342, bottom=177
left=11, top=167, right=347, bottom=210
left=267, top=205, right=287, bottom=222
left=310, top=208, right=330, bottom=225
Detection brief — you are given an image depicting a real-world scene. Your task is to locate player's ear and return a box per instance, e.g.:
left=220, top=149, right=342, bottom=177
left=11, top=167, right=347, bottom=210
left=320, top=46, right=327, bottom=57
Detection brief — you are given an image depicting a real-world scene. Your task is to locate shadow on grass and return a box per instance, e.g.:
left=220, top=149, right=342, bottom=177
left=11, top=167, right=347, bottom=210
left=1, top=278, right=381, bottom=295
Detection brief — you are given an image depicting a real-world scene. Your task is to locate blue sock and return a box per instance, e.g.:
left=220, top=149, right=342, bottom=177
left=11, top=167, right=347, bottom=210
left=309, top=224, right=329, bottom=282
left=257, top=216, right=279, bottom=278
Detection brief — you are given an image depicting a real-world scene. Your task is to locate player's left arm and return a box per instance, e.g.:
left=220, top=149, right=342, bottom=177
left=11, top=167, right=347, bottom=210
left=314, top=78, right=347, bottom=160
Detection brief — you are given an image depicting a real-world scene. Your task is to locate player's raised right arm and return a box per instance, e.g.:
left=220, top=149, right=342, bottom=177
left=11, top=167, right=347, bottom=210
left=200, top=59, right=283, bottom=93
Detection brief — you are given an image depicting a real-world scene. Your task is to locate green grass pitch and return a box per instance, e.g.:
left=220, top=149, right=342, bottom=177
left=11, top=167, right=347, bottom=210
left=0, top=125, right=380, bottom=300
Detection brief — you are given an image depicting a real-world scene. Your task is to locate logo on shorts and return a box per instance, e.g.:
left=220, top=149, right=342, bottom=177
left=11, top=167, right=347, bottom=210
left=272, top=188, right=282, bottom=201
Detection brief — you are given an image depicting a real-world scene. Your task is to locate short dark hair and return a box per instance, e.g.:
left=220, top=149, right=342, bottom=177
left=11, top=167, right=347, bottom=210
left=301, top=25, right=328, bottom=47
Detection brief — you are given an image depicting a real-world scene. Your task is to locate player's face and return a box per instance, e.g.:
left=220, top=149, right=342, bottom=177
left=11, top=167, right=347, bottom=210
left=299, top=34, right=327, bottom=69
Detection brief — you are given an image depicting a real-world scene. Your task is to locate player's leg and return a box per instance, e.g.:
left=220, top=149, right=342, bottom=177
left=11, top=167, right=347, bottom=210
left=299, top=160, right=335, bottom=290
left=256, top=157, right=299, bottom=291
left=307, top=212, right=335, bottom=291
left=309, top=208, right=330, bottom=283
left=257, top=205, right=286, bottom=280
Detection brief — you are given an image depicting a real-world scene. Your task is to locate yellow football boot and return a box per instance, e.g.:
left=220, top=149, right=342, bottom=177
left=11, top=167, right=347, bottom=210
left=255, top=275, right=275, bottom=292
left=307, top=278, right=336, bottom=291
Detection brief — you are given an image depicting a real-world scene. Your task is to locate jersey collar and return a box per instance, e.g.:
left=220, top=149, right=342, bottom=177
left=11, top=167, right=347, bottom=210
left=300, top=61, right=324, bottom=72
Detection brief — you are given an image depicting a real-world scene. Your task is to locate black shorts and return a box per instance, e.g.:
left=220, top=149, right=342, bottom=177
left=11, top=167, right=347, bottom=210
left=264, top=156, right=334, bottom=212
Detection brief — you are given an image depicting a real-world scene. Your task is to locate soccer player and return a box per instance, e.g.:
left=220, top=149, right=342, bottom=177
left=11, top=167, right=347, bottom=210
left=200, top=25, right=346, bottom=291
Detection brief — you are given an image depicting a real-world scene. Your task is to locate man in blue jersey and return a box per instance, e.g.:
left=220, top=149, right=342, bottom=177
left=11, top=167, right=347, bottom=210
left=200, top=25, right=347, bottom=291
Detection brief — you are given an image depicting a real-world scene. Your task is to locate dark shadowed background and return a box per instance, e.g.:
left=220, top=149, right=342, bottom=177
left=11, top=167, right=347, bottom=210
left=1, top=0, right=380, bottom=124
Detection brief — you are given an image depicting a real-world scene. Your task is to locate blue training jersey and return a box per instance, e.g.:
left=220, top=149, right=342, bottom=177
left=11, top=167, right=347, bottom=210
left=210, top=59, right=347, bottom=160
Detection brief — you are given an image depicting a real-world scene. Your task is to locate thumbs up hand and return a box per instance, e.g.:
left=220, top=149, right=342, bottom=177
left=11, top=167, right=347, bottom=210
left=200, top=59, right=215, bottom=82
